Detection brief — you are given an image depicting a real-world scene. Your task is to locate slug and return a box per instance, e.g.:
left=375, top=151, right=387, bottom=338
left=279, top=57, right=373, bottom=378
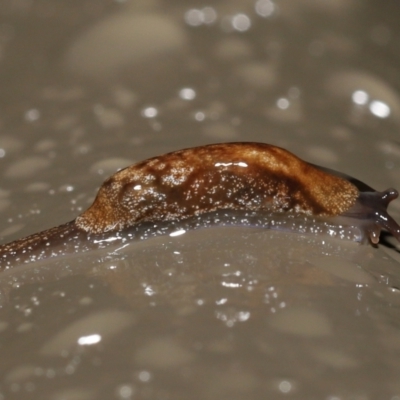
left=1, top=142, right=399, bottom=270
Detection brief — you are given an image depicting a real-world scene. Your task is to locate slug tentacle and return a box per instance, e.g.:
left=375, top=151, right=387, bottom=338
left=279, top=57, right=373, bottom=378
left=340, top=188, right=400, bottom=244
left=1, top=142, right=400, bottom=269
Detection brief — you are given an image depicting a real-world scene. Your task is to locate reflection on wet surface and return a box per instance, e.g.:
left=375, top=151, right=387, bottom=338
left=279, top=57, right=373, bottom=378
left=2, top=229, right=400, bottom=399
left=1, top=0, right=400, bottom=399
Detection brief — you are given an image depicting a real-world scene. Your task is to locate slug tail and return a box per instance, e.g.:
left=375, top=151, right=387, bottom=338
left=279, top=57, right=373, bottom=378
left=0, top=221, right=82, bottom=270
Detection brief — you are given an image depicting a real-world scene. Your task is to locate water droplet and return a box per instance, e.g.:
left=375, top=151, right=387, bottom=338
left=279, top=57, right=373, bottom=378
left=231, top=14, right=251, bottom=32
left=138, top=370, right=151, bottom=382
left=352, top=90, right=369, bottom=105
left=24, top=109, right=40, bottom=122
left=279, top=380, right=292, bottom=393
left=277, top=97, right=290, bottom=110
left=255, top=0, right=275, bottom=18
left=117, top=384, right=135, bottom=399
left=179, top=87, right=196, bottom=100
left=141, top=107, right=158, bottom=118
left=369, top=100, right=391, bottom=118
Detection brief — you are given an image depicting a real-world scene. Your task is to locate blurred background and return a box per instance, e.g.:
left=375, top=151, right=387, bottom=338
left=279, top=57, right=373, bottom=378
left=1, top=1, right=400, bottom=399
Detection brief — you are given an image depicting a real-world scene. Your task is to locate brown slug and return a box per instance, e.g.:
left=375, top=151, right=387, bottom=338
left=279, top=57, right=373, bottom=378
left=1, top=142, right=399, bottom=270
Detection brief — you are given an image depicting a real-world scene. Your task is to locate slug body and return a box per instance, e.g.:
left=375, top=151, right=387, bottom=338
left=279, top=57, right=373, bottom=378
left=1, top=142, right=400, bottom=269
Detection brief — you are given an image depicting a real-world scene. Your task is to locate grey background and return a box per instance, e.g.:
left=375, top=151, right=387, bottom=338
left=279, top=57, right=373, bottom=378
left=1, top=1, right=400, bottom=399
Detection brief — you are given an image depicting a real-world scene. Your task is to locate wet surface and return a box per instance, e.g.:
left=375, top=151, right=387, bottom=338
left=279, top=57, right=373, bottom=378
left=1, top=1, right=400, bottom=399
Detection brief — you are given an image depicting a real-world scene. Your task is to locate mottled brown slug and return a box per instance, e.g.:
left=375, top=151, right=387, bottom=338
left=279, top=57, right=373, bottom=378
left=1, top=142, right=399, bottom=269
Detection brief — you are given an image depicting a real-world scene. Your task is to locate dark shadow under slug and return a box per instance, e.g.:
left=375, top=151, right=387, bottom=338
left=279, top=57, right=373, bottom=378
left=1, top=142, right=400, bottom=270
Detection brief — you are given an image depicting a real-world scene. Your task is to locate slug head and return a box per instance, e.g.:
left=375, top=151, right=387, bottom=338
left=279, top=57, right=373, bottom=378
left=342, top=188, right=400, bottom=244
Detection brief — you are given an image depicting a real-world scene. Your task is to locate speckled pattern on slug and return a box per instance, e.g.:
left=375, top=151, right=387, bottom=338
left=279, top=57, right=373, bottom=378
left=75, top=143, right=359, bottom=234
